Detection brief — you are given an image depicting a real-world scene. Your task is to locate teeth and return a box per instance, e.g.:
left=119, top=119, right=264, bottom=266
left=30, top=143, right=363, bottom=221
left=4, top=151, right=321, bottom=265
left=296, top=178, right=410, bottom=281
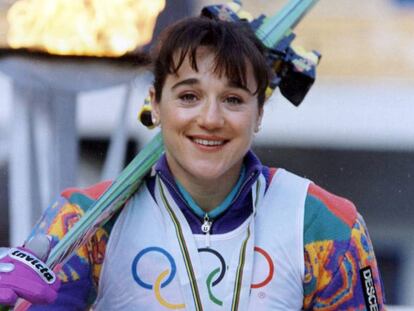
left=193, top=138, right=224, bottom=146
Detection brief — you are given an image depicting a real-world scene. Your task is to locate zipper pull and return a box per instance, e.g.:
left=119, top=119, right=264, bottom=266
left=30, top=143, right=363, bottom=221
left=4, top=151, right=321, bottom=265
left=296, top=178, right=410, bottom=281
left=201, top=214, right=212, bottom=248
left=201, top=213, right=212, bottom=234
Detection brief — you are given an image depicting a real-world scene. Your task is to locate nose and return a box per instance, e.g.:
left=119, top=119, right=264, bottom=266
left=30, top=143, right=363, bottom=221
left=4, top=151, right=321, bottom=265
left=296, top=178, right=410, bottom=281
left=197, top=98, right=225, bottom=130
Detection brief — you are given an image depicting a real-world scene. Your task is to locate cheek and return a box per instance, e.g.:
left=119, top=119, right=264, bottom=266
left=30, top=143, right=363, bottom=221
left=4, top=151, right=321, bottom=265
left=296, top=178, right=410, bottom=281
left=158, top=104, right=174, bottom=124
left=230, top=118, right=257, bottom=147
left=159, top=105, right=193, bottom=131
left=160, top=108, right=191, bottom=135
left=239, top=111, right=260, bottom=133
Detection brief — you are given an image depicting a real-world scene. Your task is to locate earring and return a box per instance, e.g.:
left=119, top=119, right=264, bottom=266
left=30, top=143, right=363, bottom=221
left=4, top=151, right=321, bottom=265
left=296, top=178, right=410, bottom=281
left=152, top=116, right=158, bottom=126
left=255, top=124, right=262, bottom=133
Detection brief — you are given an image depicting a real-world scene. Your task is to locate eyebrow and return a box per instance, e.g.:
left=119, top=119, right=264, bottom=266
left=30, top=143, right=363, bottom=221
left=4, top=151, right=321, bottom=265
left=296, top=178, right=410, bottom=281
left=227, top=81, right=254, bottom=95
left=171, top=78, right=199, bottom=90
left=171, top=77, right=254, bottom=94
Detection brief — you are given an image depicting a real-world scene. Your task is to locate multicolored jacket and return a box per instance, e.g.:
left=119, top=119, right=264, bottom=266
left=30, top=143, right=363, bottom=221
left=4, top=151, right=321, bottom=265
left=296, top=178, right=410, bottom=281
left=27, top=151, right=386, bottom=310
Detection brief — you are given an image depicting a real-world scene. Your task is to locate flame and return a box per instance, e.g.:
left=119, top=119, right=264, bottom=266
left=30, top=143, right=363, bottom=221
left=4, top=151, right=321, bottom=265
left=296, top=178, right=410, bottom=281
left=7, top=0, right=165, bottom=56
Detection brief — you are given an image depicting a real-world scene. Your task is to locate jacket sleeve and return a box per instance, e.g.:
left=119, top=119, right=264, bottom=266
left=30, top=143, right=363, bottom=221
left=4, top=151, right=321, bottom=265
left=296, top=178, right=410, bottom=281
left=26, top=182, right=112, bottom=311
left=303, top=183, right=386, bottom=310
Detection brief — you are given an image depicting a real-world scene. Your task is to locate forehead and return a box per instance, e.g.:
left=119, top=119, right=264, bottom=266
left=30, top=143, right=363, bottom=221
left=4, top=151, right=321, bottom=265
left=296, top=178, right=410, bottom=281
left=168, top=47, right=258, bottom=91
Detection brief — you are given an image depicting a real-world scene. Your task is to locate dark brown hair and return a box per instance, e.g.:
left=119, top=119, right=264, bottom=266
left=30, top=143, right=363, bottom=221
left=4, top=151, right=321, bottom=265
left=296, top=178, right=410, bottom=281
left=152, top=17, right=270, bottom=107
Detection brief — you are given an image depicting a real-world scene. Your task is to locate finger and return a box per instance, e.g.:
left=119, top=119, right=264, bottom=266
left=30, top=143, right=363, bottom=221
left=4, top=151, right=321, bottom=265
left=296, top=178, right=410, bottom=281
left=0, top=263, right=15, bottom=273
left=0, top=287, right=18, bottom=305
left=24, top=234, right=52, bottom=261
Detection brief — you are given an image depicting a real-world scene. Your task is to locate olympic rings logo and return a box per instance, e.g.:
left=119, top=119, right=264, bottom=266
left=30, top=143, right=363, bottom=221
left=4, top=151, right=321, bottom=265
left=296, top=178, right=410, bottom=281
left=132, top=247, right=185, bottom=309
left=131, top=246, right=274, bottom=309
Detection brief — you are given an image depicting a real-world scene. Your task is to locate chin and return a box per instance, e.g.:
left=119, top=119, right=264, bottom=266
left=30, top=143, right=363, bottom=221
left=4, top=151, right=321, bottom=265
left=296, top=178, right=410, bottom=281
left=187, top=161, right=238, bottom=182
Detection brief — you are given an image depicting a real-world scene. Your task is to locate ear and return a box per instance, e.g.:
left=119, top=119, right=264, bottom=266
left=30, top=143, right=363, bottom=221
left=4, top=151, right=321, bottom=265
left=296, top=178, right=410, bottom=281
left=149, top=86, right=160, bottom=122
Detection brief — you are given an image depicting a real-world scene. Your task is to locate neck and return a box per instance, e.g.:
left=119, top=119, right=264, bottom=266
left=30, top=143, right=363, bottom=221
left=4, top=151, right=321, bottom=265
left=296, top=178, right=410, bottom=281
left=173, top=164, right=243, bottom=213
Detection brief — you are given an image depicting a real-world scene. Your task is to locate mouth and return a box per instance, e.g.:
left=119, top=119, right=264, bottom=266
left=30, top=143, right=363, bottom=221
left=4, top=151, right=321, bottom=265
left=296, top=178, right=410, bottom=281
left=189, top=136, right=229, bottom=148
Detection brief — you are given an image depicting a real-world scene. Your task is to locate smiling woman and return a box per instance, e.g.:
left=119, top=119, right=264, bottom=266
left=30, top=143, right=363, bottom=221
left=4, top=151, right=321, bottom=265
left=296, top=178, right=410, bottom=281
left=0, top=12, right=386, bottom=311
left=150, top=47, right=264, bottom=211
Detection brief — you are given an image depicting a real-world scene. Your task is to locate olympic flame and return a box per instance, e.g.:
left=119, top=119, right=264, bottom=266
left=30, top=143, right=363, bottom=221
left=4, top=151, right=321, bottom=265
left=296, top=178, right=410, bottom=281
left=6, top=0, right=165, bottom=57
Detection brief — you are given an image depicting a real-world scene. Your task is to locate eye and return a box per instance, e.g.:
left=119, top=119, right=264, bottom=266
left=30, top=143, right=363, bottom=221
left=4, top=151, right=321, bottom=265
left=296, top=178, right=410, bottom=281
left=179, top=93, right=198, bottom=104
left=224, top=96, right=243, bottom=105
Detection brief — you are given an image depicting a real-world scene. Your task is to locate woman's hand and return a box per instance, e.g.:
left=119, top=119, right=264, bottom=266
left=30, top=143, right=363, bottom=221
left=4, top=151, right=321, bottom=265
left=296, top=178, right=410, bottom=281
left=0, top=235, right=60, bottom=306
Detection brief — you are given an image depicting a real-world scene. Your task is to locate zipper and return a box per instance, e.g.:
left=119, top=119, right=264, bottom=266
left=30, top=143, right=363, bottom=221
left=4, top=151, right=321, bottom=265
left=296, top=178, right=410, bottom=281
left=201, top=213, right=212, bottom=247
left=201, top=213, right=212, bottom=233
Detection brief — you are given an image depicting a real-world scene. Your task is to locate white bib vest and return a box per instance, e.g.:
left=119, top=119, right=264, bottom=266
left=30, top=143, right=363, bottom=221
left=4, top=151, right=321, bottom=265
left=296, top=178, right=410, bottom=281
left=93, top=169, right=310, bottom=310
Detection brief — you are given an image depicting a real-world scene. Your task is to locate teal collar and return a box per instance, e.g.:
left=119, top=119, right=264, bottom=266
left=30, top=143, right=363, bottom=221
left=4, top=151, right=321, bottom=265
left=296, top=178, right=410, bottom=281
left=176, top=166, right=246, bottom=219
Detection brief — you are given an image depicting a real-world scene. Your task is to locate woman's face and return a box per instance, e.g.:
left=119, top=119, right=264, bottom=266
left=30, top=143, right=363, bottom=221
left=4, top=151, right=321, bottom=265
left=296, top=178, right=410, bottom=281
left=151, top=48, right=263, bottom=185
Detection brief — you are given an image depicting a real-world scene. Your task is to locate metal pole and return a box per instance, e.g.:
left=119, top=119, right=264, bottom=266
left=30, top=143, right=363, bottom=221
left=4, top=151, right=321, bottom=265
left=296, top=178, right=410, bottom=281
left=101, top=83, right=133, bottom=180
left=9, top=83, right=43, bottom=245
left=8, top=83, right=78, bottom=245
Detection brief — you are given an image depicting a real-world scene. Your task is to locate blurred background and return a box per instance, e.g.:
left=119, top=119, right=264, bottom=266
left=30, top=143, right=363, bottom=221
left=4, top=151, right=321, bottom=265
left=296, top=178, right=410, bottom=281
left=1, top=0, right=414, bottom=308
